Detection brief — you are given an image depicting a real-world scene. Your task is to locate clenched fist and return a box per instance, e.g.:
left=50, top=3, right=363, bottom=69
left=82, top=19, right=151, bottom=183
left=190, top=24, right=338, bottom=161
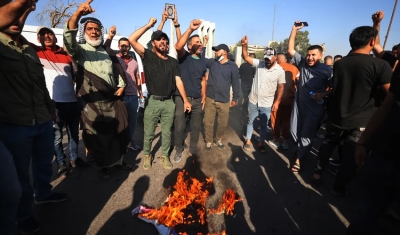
left=372, top=10, right=384, bottom=25
left=108, top=25, right=116, bottom=38
left=147, top=17, right=157, bottom=28
left=241, top=35, right=248, bottom=46
left=190, top=19, right=202, bottom=30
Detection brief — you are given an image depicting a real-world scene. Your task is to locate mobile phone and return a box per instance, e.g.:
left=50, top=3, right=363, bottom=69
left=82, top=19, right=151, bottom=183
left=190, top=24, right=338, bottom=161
left=165, top=3, right=175, bottom=19
left=294, top=22, right=308, bottom=27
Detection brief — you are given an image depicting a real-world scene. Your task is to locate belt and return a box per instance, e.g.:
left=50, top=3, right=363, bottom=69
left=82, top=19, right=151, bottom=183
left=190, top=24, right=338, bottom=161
left=151, top=95, right=172, bottom=101
left=175, top=95, right=201, bottom=100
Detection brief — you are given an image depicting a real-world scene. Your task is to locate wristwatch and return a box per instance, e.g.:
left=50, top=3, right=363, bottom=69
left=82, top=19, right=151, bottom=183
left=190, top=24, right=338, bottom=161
left=174, top=24, right=180, bottom=28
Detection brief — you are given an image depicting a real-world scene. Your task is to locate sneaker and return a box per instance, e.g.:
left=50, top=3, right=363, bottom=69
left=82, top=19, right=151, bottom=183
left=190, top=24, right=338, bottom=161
left=282, top=141, right=289, bottom=150
left=143, top=154, right=152, bottom=170
left=57, top=162, right=67, bottom=175
left=269, top=139, right=281, bottom=148
left=70, top=157, right=90, bottom=168
left=214, top=140, right=224, bottom=149
left=128, top=144, right=141, bottom=151
left=329, top=158, right=341, bottom=167
left=34, top=192, right=69, bottom=205
left=17, top=217, right=40, bottom=235
left=173, top=151, right=183, bottom=163
left=205, top=142, right=212, bottom=151
left=161, top=156, right=173, bottom=169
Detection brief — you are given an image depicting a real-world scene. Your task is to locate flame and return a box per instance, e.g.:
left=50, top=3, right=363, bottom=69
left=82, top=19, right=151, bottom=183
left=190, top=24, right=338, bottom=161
left=139, top=171, right=240, bottom=234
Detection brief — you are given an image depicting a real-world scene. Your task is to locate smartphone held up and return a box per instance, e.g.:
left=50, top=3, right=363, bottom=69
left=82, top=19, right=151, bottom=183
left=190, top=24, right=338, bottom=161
left=294, top=22, right=309, bottom=27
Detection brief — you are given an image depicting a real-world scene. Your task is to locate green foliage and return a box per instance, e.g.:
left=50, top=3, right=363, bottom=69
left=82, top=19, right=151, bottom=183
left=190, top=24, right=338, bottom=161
left=268, top=30, right=311, bottom=57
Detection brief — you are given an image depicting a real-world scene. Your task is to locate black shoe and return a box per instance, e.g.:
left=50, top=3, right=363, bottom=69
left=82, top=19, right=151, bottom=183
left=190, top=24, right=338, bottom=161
left=214, top=140, right=224, bottom=149
left=205, top=142, right=212, bottom=151
left=57, top=162, right=67, bottom=175
left=173, top=151, right=183, bottom=163
left=34, top=192, right=69, bottom=205
left=70, top=157, right=90, bottom=168
left=17, top=217, right=40, bottom=235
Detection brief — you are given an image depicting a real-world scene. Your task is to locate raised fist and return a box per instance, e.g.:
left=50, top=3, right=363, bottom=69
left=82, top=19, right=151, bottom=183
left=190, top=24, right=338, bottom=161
left=203, top=35, right=209, bottom=45
left=76, top=0, right=94, bottom=16
left=108, top=25, right=116, bottom=38
left=372, top=10, right=384, bottom=24
left=190, top=19, right=202, bottom=30
left=147, top=18, right=157, bottom=28
left=241, top=36, right=248, bottom=46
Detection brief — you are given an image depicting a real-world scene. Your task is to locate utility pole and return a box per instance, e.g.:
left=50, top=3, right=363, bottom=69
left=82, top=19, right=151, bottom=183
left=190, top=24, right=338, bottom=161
left=272, top=4, right=276, bottom=42
left=383, top=0, right=398, bottom=49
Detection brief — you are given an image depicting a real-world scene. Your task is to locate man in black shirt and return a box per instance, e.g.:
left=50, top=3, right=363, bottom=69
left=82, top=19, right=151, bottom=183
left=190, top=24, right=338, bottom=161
left=311, top=25, right=392, bottom=196
left=239, top=53, right=256, bottom=119
left=128, top=18, right=192, bottom=170
left=173, top=19, right=207, bottom=162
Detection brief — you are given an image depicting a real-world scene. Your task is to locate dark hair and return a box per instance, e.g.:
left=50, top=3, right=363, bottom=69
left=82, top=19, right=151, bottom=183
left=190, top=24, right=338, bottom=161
left=307, top=45, right=323, bottom=53
left=393, top=45, right=399, bottom=50
left=118, top=37, right=129, bottom=45
left=334, top=55, right=342, bottom=60
left=187, top=34, right=200, bottom=47
left=324, top=55, right=332, bottom=61
left=249, top=53, right=256, bottom=57
left=349, top=26, right=378, bottom=50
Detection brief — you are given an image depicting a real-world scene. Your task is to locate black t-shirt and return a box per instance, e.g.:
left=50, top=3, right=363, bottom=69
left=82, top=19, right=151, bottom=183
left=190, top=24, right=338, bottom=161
left=142, top=49, right=180, bottom=97
left=329, top=53, right=392, bottom=129
left=176, top=51, right=206, bottom=98
left=239, top=62, right=255, bottom=89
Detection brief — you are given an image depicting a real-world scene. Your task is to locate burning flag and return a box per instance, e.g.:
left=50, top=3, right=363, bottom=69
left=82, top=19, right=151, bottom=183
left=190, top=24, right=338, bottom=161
left=132, top=170, right=242, bottom=235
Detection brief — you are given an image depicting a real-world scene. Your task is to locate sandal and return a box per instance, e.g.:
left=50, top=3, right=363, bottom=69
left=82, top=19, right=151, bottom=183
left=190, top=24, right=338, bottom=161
left=243, top=143, right=251, bottom=151
left=258, top=145, right=266, bottom=153
left=121, top=161, right=133, bottom=170
left=100, top=168, right=110, bottom=180
left=291, top=163, right=301, bottom=173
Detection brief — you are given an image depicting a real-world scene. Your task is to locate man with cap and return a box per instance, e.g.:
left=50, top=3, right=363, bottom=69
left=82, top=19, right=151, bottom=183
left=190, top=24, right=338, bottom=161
left=202, top=37, right=240, bottom=151
left=64, top=0, right=131, bottom=179
left=128, top=18, right=192, bottom=170
left=33, top=26, right=89, bottom=175
left=241, top=36, right=285, bottom=153
left=0, top=2, right=69, bottom=234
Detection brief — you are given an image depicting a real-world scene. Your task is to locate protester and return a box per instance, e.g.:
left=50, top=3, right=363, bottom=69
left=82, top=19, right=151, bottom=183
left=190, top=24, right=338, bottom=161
left=240, top=36, right=284, bottom=153
left=270, top=53, right=299, bottom=150
left=239, top=52, right=256, bottom=121
left=287, top=21, right=333, bottom=173
left=105, top=26, right=143, bottom=152
left=333, top=55, right=342, bottom=62
left=310, top=26, right=392, bottom=196
left=173, top=19, right=206, bottom=162
left=0, top=2, right=68, bottom=234
left=63, top=0, right=132, bottom=179
left=392, top=44, right=399, bottom=58
left=324, top=55, right=333, bottom=67
left=202, top=37, right=240, bottom=151
left=128, top=18, right=192, bottom=170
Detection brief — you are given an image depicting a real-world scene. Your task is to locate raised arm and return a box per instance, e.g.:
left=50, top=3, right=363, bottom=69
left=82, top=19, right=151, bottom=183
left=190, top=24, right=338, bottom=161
left=18, top=0, right=35, bottom=29
left=68, top=0, right=94, bottom=30
left=157, top=9, right=168, bottom=31
left=287, top=21, right=304, bottom=57
left=372, top=10, right=385, bottom=58
left=241, top=35, right=253, bottom=65
left=104, top=25, right=116, bottom=48
left=0, top=0, right=34, bottom=31
left=128, top=18, right=157, bottom=58
left=175, top=19, right=202, bottom=58
left=172, top=7, right=181, bottom=41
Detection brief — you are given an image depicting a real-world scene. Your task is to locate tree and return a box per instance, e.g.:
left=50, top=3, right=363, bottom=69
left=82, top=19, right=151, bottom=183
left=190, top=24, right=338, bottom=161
left=268, top=30, right=311, bottom=57
left=35, top=0, right=78, bottom=28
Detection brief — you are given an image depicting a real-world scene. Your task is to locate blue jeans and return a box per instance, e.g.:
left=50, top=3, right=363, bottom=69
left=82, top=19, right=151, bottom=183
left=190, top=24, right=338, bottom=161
left=54, top=102, right=80, bottom=164
left=123, top=95, right=139, bottom=146
left=0, top=121, right=53, bottom=225
left=246, top=102, right=271, bottom=142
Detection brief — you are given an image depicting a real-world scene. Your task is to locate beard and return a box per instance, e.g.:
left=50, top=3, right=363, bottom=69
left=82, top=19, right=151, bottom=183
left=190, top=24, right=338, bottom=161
left=155, top=44, right=168, bottom=55
left=84, top=34, right=102, bottom=47
left=3, top=21, right=22, bottom=36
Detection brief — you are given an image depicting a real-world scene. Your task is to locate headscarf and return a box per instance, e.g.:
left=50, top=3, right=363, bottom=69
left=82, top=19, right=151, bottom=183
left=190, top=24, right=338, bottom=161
left=78, top=17, right=105, bottom=44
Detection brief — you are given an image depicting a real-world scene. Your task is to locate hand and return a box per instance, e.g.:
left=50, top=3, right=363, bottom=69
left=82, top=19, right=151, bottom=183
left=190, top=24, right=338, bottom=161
left=50, top=113, right=57, bottom=123
left=201, top=96, right=206, bottom=110
left=312, top=92, right=326, bottom=101
left=372, top=10, right=384, bottom=25
left=184, top=101, right=192, bottom=112
left=161, top=8, right=168, bottom=23
left=292, top=20, right=304, bottom=31
left=230, top=100, right=237, bottom=107
left=354, top=144, right=368, bottom=166
left=271, top=102, right=279, bottom=112
left=172, top=7, right=178, bottom=25
left=203, top=35, right=209, bottom=45
left=190, top=19, right=201, bottom=30
left=241, top=36, right=248, bottom=46
left=76, top=0, right=94, bottom=17
left=147, top=17, right=157, bottom=28
left=114, top=87, right=124, bottom=96
left=108, top=25, right=116, bottom=39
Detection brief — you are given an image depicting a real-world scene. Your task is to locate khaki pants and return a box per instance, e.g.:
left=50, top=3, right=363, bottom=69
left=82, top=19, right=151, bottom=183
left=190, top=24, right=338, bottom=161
left=203, top=97, right=230, bottom=143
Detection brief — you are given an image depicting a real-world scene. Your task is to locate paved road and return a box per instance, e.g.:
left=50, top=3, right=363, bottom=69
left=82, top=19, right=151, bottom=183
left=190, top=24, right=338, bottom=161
left=14, top=107, right=397, bottom=235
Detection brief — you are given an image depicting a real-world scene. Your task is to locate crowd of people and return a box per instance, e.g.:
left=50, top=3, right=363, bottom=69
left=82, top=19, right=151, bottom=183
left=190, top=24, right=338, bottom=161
left=0, top=0, right=399, bottom=234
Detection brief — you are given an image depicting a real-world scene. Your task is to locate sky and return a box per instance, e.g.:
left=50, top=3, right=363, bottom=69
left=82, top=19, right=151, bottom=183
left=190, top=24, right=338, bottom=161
left=27, top=0, right=400, bottom=57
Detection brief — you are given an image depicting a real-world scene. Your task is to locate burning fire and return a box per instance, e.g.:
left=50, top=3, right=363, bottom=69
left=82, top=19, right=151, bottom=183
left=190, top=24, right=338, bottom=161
left=139, top=170, right=242, bottom=234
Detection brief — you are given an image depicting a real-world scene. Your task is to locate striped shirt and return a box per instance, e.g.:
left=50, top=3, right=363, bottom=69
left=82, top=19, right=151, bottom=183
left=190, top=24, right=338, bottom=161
left=249, top=59, right=285, bottom=107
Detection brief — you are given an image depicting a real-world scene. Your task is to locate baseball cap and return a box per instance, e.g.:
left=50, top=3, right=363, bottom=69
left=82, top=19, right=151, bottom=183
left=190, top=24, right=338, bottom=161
left=36, top=26, right=55, bottom=36
left=212, top=44, right=229, bottom=52
left=264, top=47, right=277, bottom=60
left=151, top=30, right=169, bottom=42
